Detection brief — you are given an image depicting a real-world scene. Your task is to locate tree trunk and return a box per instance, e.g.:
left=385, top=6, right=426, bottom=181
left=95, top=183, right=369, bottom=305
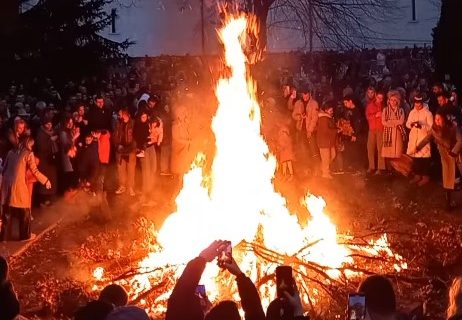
left=253, top=0, right=273, bottom=57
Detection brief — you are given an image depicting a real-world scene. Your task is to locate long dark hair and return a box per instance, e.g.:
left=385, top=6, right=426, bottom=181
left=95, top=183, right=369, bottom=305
left=434, top=111, right=455, bottom=142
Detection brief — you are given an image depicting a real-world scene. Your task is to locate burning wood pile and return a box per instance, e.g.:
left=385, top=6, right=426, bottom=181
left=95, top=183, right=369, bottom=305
left=83, top=13, right=415, bottom=319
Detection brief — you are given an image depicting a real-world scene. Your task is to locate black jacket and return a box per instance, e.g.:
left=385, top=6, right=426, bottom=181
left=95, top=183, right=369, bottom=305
left=0, top=281, right=20, bottom=320
left=166, top=257, right=265, bottom=320
left=166, top=257, right=206, bottom=320
left=133, top=121, right=150, bottom=149
left=76, top=141, right=99, bottom=183
left=74, top=300, right=113, bottom=320
left=87, top=106, right=113, bottom=133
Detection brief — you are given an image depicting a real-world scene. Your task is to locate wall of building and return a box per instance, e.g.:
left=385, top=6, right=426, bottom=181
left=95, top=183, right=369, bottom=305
left=22, top=0, right=438, bottom=56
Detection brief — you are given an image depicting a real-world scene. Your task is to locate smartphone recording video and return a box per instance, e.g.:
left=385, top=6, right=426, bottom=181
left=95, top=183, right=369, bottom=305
left=275, top=265, right=295, bottom=299
left=195, top=285, right=207, bottom=299
left=348, top=293, right=366, bottom=320
left=217, top=241, right=232, bottom=267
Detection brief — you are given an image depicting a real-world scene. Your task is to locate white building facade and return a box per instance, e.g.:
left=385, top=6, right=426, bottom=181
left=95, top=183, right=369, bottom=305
left=20, top=0, right=438, bottom=57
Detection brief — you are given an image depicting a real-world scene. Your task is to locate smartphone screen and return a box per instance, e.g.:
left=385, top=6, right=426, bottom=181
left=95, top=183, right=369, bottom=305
left=348, top=293, right=366, bottom=320
left=275, top=265, right=295, bottom=298
left=195, top=285, right=206, bottom=298
left=218, top=241, right=232, bottom=267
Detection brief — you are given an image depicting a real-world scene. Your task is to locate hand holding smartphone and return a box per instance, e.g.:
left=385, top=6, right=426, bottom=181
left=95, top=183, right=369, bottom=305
left=217, top=241, right=232, bottom=268
left=347, top=293, right=366, bottom=320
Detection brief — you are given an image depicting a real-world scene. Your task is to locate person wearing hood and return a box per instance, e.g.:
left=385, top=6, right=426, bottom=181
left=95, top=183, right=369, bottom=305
left=406, top=94, right=433, bottom=186
left=1, top=136, right=51, bottom=241
left=316, top=101, right=337, bottom=179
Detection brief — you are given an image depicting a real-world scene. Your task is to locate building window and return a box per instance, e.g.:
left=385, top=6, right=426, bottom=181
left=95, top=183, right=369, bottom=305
left=111, top=8, right=117, bottom=33
left=411, top=0, right=416, bottom=21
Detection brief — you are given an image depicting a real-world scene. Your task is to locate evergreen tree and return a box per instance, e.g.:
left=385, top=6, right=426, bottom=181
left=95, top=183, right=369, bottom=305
left=433, top=0, right=462, bottom=91
left=2, top=0, right=132, bottom=82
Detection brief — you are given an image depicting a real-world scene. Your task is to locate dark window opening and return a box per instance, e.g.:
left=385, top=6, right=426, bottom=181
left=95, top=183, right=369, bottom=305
left=111, top=8, right=117, bottom=33
left=411, top=0, right=416, bottom=21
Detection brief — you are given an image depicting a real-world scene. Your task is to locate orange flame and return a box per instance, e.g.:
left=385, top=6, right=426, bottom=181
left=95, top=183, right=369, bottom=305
left=92, top=13, right=407, bottom=313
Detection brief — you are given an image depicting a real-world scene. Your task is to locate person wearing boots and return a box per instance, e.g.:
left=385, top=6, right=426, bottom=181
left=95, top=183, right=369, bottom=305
left=411, top=111, right=462, bottom=210
left=1, top=136, right=51, bottom=241
left=406, top=94, right=433, bottom=186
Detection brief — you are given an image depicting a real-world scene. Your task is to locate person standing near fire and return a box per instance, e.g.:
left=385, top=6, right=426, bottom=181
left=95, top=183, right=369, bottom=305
left=87, top=95, right=113, bottom=192
left=412, top=111, right=462, bottom=210
left=138, top=96, right=163, bottom=206
left=113, top=109, right=136, bottom=197
left=292, top=84, right=319, bottom=175
left=406, top=94, right=433, bottom=186
left=1, top=136, right=51, bottom=241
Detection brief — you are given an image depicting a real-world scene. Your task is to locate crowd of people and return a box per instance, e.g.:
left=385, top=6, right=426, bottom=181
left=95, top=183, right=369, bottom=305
left=2, top=241, right=462, bottom=320
left=0, top=46, right=461, bottom=318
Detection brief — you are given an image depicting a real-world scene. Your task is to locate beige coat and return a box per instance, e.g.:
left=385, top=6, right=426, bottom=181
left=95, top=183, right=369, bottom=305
left=1, top=149, right=48, bottom=208
left=171, top=107, right=193, bottom=175
left=292, top=98, right=319, bottom=135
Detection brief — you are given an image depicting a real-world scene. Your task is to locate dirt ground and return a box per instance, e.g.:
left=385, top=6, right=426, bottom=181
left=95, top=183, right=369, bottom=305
left=6, top=163, right=462, bottom=319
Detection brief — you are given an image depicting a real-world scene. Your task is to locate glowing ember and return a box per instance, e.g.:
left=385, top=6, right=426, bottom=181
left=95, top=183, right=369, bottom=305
left=93, top=267, right=105, bottom=281
left=91, top=13, right=408, bottom=314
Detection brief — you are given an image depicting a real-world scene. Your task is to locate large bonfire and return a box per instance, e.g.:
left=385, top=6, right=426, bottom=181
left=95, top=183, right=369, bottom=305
left=92, top=13, right=408, bottom=317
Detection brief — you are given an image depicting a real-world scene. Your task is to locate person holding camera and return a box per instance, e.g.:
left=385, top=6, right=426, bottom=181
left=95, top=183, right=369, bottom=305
left=266, top=266, right=309, bottom=320
left=357, top=275, right=398, bottom=320
left=406, top=94, right=433, bottom=186
left=166, top=240, right=265, bottom=320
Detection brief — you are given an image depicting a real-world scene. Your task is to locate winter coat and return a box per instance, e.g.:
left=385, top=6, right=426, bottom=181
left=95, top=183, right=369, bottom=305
left=113, top=119, right=135, bottom=154
left=87, top=106, right=113, bottom=132
left=406, top=107, right=433, bottom=158
left=171, top=108, right=192, bottom=175
left=98, top=131, right=111, bottom=164
left=0, top=281, right=20, bottom=320
left=417, top=125, right=462, bottom=155
left=277, top=126, right=295, bottom=163
left=381, top=107, right=405, bottom=158
left=1, top=149, right=48, bottom=208
left=74, top=300, right=113, bottom=320
left=316, top=112, right=337, bottom=149
left=59, top=130, right=75, bottom=173
left=166, top=257, right=205, bottom=320
left=76, top=141, right=99, bottom=183
left=365, top=101, right=383, bottom=132
left=35, top=126, right=58, bottom=195
left=292, top=98, right=319, bottom=135
left=133, top=120, right=150, bottom=149
left=166, top=256, right=265, bottom=320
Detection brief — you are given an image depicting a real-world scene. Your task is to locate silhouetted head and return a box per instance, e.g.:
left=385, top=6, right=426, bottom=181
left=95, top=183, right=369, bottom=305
left=205, top=300, right=240, bottom=320
left=358, top=275, right=396, bottom=317
left=99, top=284, right=128, bottom=307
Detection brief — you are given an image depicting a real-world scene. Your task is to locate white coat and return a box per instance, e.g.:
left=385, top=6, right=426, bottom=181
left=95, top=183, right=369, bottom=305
left=406, top=106, right=433, bottom=158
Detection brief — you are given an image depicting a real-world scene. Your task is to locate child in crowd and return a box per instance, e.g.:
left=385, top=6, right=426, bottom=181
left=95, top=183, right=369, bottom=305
left=277, top=122, right=294, bottom=181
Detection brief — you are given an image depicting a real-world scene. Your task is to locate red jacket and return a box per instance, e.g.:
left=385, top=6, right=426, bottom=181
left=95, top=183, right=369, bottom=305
left=366, top=101, right=384, bottom=131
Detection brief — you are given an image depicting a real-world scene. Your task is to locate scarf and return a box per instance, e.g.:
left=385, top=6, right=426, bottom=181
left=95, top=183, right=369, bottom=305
left=383, top=107, right=405, bottom=147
